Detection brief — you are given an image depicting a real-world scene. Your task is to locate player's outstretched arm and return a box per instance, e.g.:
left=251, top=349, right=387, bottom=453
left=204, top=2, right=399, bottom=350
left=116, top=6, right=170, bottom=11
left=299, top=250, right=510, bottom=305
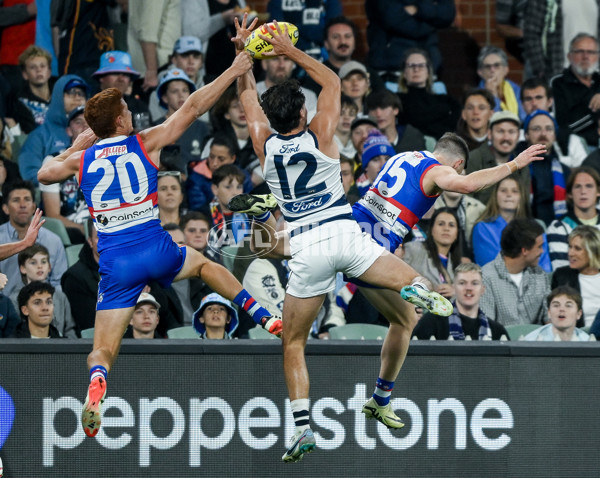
left=234, top=14, right=272, bottom=167
left=425, top=143, right=547, bottom=195
left=0, top=208, right=44, bottom=261
left=142, top=52, right=253, bottom=153
left=38, top=128, right=97, bottom=185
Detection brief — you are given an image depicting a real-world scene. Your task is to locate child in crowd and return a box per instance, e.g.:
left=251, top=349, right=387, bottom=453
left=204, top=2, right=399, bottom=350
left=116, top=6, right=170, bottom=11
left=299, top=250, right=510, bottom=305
left=192, top=293, right=238, bottom=339
left=11, top=245, right=76, bottom=337
left=11, top=281, right=62, bottom=338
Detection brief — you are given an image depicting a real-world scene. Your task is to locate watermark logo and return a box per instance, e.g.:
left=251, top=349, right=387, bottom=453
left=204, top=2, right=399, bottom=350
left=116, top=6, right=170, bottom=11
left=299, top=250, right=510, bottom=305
left=0, top=386, right=15, bottom=450
left=207, top=220, right=280, bottom=261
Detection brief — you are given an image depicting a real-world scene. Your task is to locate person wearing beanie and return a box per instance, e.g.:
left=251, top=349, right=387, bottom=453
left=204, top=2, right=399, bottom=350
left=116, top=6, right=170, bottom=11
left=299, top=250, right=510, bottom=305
left=356, top=130, right=396, bottom=196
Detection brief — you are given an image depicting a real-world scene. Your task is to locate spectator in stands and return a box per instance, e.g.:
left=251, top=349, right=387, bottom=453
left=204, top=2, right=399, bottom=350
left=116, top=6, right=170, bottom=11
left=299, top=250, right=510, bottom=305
left=403, top=208, right=463, bottom=300
left=302, top=16, right=385, bottom=95
left=204, top=85, right=257, bottom=174
left=158, top=171, right=186, bottom=226
left=551, top=226, right=600, bottom=327
left=583, top=114, right=600, bottom=175
left=523, top=110, right=571, bottom=225
left=127, top=0, right=181, bottom=91
left=0, top=0, right=36, bottom=88
left=413, top=262, right=508, bottom=340
left=547, top=167, right=600, bottom=269
left=552, top=33, right=600, bottom=150
left=0, top=291, right=19, bottom=338
left=523, top=286, right=591, bottom=341
left=18, top=74, right=88, bottom=185
left=433, top=189, right=485, bottom=260
left=466, top=110, right=529, bottom=205
left=268, top=0, right=342, bottom=60
left=397, top=48, right=461, bottom=140
left=11, top=281, right=62, bottom=339
left=123, top=292, right=162, bottom=339
left=153, top=68, right=210, bottom=174
left=480, top=218, right=550, bottom=325
left=187, top=132, right=238, bottom=213
left=495, top=0, right=526, bottom=70
left=149, top=36, right=207, bottom=122
left=350, top=116, right=378, bottom=164
left=92, top=51, right=150, bottom=133
left=365, top=89, right=426, bottom=154
left=0, top=181, right=67, bottom=297
left=39, top=105, right=89, bottom=244
left=472, top=176, right=551, bottom=271
left=181, top=211, right=220, bottom=264
left=340, top=156, right=355, bottom=197
left=335, top=95, right=359, bottom=160
left=51, top=0, right=114, bottom=83
left=207, top=164, right=249, bottom=250
left=365, top=0, right=455, bottom=77
left=257, top=57, right=318, bottom=122
left=339, top=61, right=371, bottom=116
left=455, top=88, right=495, bottom=151
left=5, top=45, right=55, bottom=134
left=0, top=155, right=22, bottom=225
left=354, top=130, right=395, bottom=197
left=11, top=244, right=75, bottom=337
left=524, top=1, right=600, bottom=81
left=477, top=46, right=525, bottom=121
left=192, top=292, right=238, bottom=339
left=61, top=219, right=99, bottom=332
left=518, top=78, right=588, bottom=169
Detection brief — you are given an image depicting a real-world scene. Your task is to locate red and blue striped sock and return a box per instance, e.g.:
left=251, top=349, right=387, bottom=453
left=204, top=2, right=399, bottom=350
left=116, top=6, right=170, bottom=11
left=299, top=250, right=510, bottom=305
left=373, top=377, right=394, bottom=406
left=233, top=289, right=271, bottom=325
left=90, top=365, right=107, bottom=382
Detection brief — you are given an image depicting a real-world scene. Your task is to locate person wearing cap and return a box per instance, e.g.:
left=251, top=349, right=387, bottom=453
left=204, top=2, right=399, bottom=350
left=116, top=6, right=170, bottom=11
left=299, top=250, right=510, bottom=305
left=93, top=51, right=150, bottom=133
left=339, top=60, right=370, bottom=115
left=18, top=74, right=89, bottom=185
left=365, top=88, right=426, bottom=155
left=466, top=110, right=530, bottom=205
left=124, top=292, right=162, bottom=339
left=524, top=109, right=571, bottom=225
left=192, top=292, right=238, bottom=339
left=149, top=36, right=208, bottom=123
left=152, top=68, right=210, bottom=175
left=39, top=105, right=90, bottom=243
left=257, top=56, right=318, bottom=122
left=355, top=130, right=395, bottom=196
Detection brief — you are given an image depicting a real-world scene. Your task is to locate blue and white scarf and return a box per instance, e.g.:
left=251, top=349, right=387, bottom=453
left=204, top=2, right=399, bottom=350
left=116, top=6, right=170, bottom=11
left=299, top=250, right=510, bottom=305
left=448, top=302, right=492, bottom=340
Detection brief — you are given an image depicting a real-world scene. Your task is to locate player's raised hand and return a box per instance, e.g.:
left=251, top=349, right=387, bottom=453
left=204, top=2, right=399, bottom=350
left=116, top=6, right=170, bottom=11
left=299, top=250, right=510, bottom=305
left=258, top=20, right=294, bottom=57
left=513, top=143, right=547, bottom=168
left=232, top=13, right=258, bottom=51
left=23, top=209, right=45, bottom=248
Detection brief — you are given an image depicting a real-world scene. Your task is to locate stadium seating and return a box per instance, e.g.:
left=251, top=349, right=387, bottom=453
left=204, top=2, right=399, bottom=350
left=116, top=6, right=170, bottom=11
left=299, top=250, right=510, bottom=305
left=65, top=244, right=83, bottom=267
left=505, top=324, right=541, bottom=340
left=248, top=326, right=279, bottom=339
left=329, top=324, right=389, bottom=340
left=166, top=326, right=199, bottom=339
left=80, top=328, right=94, bottom=338
left=42, top=217, right=71, bottom=246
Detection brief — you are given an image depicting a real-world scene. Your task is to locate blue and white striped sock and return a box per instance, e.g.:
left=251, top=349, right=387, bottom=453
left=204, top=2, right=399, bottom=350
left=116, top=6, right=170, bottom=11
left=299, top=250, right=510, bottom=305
left=291, top=398, right=310, bottom=433
left=90, top=365, right=107, bottom=383
left=373, top=377, right=394, bottom=406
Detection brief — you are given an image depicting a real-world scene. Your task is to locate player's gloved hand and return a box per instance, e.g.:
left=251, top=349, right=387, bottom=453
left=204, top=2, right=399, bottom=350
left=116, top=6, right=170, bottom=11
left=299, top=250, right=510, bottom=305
left=261, top=315, right=283, bottom=338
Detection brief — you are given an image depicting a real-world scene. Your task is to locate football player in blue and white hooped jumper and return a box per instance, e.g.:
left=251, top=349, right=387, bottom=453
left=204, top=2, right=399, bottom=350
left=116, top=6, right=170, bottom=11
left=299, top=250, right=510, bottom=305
left=37, top=51, right=283, bottom=439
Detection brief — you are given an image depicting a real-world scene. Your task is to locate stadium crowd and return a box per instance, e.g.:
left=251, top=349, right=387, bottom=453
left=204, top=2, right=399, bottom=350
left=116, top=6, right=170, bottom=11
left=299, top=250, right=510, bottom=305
left=1, top=0, right=600, bottom=342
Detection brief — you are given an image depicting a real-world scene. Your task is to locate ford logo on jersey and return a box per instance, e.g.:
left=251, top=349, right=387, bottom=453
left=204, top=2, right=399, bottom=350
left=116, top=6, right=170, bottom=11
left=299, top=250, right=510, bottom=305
left=283, top=193, right=332, bottom=214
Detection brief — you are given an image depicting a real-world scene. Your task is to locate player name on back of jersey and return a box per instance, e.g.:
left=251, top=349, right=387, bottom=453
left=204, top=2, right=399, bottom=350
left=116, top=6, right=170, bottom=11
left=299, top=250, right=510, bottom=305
left=95, top=145, right=128, bottom=159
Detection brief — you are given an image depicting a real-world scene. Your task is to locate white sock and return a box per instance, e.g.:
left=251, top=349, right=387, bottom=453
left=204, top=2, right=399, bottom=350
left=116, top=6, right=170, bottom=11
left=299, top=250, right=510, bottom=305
left=290, top=398, right=310, bottom=433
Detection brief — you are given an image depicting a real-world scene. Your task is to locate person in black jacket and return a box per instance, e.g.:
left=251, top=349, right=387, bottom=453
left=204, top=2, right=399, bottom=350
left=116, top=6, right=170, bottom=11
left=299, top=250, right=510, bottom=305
left=11, top=281, right=62, bottom=338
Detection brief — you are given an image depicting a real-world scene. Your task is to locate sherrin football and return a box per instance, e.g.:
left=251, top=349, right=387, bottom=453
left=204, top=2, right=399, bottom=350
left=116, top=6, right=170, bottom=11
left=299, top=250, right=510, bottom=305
left=244, top=22, right=299, bottom=60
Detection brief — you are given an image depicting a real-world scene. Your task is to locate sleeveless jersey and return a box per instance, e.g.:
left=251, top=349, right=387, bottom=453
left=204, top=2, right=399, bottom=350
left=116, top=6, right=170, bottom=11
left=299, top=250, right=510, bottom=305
left=79, top=134, right=161, bottom=246
left=263, top=129, right=351, bottom=228
left=353, top=151, right=441, bottom=251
